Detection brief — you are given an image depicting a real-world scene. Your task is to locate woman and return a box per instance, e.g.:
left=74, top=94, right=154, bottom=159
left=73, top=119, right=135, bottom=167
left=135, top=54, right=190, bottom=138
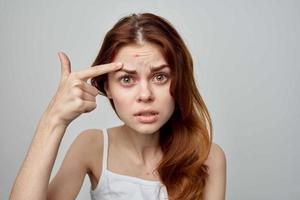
left=10, top=13, right=226, bottom=200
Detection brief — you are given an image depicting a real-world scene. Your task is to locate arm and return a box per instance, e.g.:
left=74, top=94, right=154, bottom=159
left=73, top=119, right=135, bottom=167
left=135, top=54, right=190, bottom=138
left=9, top=114, right=67, bottom=200
left=202, top=143, right=227, bottom=200
left=9, top=52, right=122, bottom=200
left=47, top=130, right=101, bottom=199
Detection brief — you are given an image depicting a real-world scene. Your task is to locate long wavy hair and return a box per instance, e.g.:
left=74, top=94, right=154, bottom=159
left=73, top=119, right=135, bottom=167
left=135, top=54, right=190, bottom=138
left=91, top=13, right=212, bottom=200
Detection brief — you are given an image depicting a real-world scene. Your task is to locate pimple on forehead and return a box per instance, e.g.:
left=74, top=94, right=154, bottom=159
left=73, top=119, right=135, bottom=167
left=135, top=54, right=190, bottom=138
left=130, top=49, right=152, bottom=58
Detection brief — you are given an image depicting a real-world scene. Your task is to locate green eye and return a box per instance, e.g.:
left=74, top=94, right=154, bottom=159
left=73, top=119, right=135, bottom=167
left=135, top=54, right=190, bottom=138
left=119, top=75, right=133, bottom=85
left=153, top=73, right=168, bottom=83
left=122, top=76, right=131, bottom=83
left=118, top=73, right=169, bottom=86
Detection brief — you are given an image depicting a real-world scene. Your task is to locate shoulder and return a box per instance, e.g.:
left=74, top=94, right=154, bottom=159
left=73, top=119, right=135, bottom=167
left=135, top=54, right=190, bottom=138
left=204, top=143, right=226, bottom=170
left=71, top=129, right=103, bottom=153
left=73, top=128, right=103, bottom=146
left=47, top=129, right=104, bottom=198
left=68, top=129, right=104, bottom=170
left=202, top=143, right=226, bottom=199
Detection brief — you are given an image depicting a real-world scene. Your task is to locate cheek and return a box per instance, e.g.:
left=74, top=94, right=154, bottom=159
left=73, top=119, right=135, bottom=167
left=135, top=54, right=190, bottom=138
left=109, top=86, right=133, bottom=113
left=165, top=96, right=175, bottom=113
left=156, top=84, right=174, bottom=101
left=156, top=87, right=175, bottom=112
left=163, top=85, right=175, bottom=112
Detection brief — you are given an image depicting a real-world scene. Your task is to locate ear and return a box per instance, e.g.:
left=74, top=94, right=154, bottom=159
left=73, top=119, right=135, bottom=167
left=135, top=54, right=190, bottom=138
left=104, top=81, right=112, bottom=99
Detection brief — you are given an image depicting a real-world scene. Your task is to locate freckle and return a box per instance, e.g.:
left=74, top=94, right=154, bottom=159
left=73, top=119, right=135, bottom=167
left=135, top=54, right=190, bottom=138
left=133, top=54, right=139, bottom=58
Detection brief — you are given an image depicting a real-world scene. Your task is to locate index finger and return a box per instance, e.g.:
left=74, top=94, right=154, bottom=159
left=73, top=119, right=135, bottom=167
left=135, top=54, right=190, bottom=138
left=77, top=62, right=123, bottom=81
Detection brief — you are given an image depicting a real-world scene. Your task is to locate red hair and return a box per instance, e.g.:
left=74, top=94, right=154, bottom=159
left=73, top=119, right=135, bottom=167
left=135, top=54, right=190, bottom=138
left=91, top=13, right=212, bottom=200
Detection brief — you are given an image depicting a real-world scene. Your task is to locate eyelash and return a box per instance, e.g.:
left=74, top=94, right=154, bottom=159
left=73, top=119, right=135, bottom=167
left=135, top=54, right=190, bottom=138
left=118, top=73, right=169, bottom=86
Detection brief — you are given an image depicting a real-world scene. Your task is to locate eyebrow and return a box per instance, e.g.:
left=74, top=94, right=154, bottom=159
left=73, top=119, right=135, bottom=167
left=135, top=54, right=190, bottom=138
left=115, top=64, right=169, bottom=74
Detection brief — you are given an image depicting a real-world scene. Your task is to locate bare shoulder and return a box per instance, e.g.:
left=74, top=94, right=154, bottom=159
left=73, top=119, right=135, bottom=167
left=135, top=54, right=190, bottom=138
left=48, top=129, right=104, bottom=199
left=204, top=143, right=226, bottom=169
left=74, top=128, right=103, bottom=148
left=202, top=143, right=226, bottom=200
left=68, top=129, right=104, bottom=173
left=72, top=129, right=104, bottom=186
left=73, top=128, right=104, bottom=161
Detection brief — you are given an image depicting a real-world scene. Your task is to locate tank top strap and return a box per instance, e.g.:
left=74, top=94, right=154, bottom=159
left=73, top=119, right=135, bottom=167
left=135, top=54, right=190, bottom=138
left=101, top=128, right=109, bottom=172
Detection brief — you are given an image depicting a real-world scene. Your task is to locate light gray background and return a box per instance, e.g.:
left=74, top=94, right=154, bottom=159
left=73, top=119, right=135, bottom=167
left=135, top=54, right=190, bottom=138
left=1, top=0, right=299, bottom=199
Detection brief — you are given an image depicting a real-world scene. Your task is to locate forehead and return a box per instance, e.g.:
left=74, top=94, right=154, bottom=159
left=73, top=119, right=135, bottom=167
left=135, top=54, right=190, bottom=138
left=113, top=43, right=167, bottom=65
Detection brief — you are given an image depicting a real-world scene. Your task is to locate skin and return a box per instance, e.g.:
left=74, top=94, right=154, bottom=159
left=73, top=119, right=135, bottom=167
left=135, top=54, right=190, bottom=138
left=105, top=43, right=175, bottom=165
left=9, top=43, right=226, bottom=200
left=9, top=52, right=123, bottom=200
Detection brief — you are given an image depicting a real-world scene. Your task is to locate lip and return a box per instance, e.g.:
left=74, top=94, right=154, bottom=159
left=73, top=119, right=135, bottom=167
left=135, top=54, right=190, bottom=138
left=133, top=110, right=159, bottom=123
left=133, top=109, right=159, bottom=116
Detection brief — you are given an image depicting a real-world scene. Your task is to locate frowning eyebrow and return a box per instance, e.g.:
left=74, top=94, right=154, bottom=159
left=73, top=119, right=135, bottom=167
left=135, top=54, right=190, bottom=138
left=115, top=64, right=169, bottom=74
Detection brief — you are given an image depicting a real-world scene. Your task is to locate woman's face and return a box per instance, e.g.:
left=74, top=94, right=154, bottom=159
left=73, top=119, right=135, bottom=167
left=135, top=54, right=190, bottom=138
left=106, top=42, right=175, bottom=134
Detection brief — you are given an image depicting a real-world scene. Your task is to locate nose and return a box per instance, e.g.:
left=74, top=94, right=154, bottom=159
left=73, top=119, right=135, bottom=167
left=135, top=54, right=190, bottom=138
left=137, top=81, right=154, bottom=103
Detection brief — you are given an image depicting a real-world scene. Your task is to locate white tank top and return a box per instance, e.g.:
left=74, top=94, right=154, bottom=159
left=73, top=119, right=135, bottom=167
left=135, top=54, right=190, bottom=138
left=90, top=129, right=169, bottom=200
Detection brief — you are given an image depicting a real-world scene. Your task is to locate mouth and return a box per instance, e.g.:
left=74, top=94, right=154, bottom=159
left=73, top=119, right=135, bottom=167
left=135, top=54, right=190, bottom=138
left=134, top=110, right=159, bottom=123
left=134, top=111, right=159, bottom=116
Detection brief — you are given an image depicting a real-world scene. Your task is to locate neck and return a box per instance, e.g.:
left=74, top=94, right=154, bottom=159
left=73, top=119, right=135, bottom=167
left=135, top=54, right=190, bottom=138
left=119, top=125, right=162, bottom=165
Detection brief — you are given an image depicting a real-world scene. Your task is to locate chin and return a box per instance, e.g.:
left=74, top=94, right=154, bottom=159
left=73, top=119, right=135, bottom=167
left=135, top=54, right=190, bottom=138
left=136, top=127, right=160, bottom=135
left=123, top=122, right=162, bottom=135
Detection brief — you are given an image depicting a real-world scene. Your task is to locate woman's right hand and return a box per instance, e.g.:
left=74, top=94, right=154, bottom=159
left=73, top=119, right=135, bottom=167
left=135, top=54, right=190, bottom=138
left=44, top=52, right=122, bottom=128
